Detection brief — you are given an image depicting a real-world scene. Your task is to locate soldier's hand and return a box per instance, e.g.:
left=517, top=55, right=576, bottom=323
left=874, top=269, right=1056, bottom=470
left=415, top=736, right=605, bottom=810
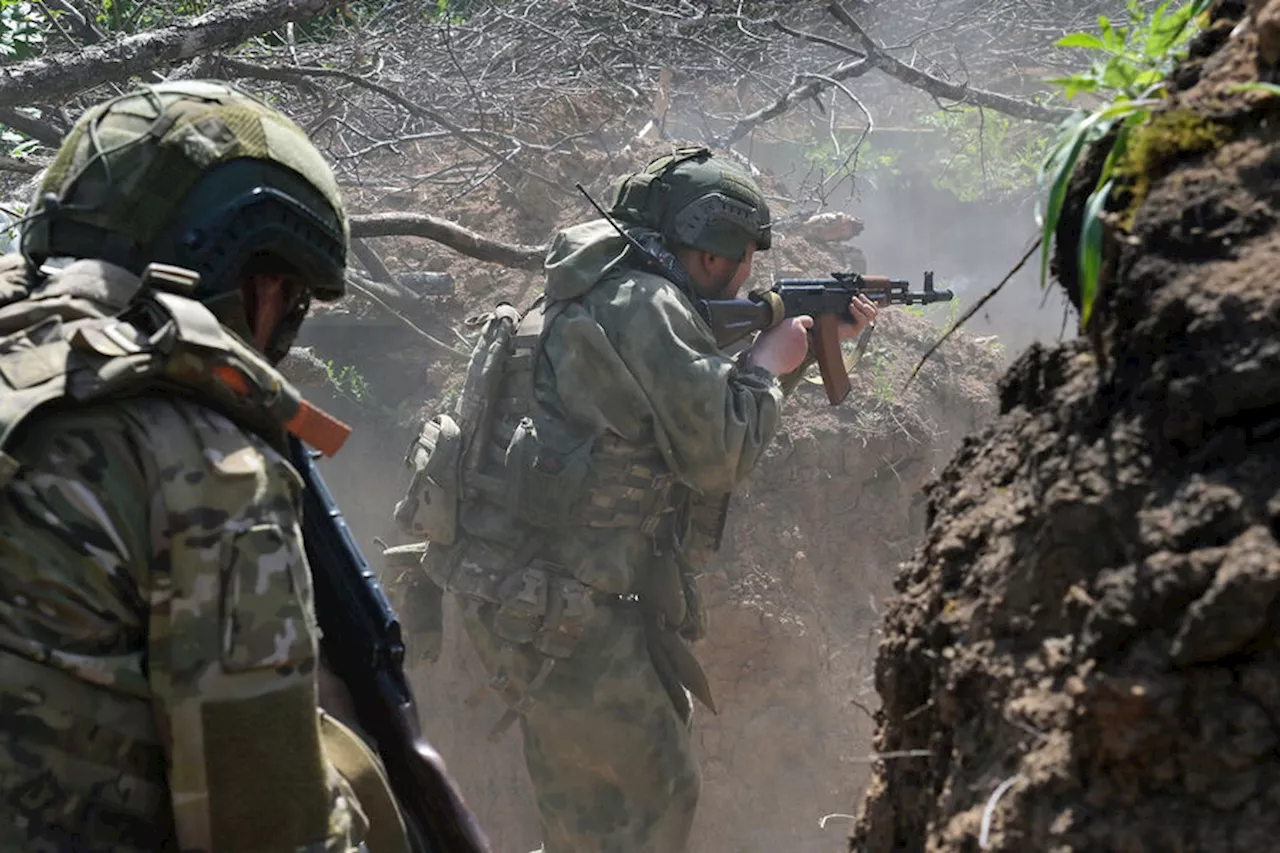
left=838, top=294, right=878, bottom=340
left=745, top=315, right=814, bottom=375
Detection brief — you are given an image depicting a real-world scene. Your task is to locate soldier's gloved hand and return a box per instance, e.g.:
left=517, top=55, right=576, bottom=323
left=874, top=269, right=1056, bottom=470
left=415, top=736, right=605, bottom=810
left=745, top=315, right=813, bottom=375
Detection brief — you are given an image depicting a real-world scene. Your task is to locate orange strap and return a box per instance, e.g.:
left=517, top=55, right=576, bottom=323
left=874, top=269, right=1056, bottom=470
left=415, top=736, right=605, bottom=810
left=213, top=365, right=352, bottom=457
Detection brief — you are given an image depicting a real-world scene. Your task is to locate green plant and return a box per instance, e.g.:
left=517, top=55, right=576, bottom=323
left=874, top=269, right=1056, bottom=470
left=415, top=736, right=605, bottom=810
left=0, top=0, right=45, bottom=60
left=1037, top=0, right=1211, bottom=327
left=923, top=106, right=1053, bottom=201
left=325, top=359, right=372, bottom=402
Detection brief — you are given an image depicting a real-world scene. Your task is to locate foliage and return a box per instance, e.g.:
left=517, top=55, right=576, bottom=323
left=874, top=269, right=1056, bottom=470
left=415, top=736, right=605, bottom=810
left=923, top=107, right=1053, bottom=202
left=325, top=359, right=373, bottom=402
left=1037, top=0, right=1211, bottom=327
left=0, top=0, right=44, bottom=60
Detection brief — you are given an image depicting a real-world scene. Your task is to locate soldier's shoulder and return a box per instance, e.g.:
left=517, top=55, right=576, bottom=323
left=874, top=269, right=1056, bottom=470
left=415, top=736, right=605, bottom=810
left=589, top=266, right=697, bottom=318
left=25, top=395, right=296, bottom=494
left=129, top=397, right=298, bottom=490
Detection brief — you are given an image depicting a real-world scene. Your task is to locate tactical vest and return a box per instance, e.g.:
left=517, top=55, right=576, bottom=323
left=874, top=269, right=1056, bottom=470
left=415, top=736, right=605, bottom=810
left=396, top=287, right=733, bottom=723
left=396, top=298, right=682, bottom=549
left=0, top=254, right=365, bottom=849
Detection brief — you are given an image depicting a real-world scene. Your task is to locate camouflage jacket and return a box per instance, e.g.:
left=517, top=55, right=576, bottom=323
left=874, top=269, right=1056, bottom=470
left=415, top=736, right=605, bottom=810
left=458, top=220, right=793, bottom=601
left=0, top=256, right=368, bottom=852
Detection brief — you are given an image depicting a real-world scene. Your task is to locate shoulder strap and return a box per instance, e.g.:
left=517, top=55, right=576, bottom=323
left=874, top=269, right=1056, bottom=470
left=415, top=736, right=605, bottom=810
left=0, top=280, right=351, bottom=488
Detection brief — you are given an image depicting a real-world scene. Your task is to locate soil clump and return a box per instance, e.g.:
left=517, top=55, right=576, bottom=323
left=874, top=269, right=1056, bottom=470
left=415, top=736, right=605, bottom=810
left=852, top=2, right=1280, bottom=850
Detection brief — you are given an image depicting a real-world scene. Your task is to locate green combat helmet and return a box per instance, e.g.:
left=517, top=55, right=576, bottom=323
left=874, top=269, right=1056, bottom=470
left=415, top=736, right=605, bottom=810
left=20, top=80, right=347, bottom=363
left=609, top=146, right=771, bottom=262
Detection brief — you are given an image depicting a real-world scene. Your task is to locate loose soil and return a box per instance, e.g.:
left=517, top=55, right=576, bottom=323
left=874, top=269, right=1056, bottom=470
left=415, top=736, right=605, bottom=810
left=851, top=2, right=1280, bottom=850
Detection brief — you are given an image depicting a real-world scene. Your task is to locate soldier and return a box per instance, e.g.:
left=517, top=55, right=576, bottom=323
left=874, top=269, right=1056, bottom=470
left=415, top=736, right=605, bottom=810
left=393, top=147, right=877, bottom=852
left=0, top=82, right=408, bottom=851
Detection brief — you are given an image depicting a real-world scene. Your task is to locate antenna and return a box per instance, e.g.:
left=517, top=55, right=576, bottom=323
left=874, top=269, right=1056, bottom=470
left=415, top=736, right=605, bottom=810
left=574, top=182, right=707, bottom=320
left=575, top=182, right=654, bottom=260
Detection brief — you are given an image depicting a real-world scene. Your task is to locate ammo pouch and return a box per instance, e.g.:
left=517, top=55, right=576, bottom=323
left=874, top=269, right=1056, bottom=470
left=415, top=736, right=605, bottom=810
left=394, top=414, right=463, bottom=545
left=502, top=417, right=596, bottom=528
left=442, top=543, right=596, bottom=662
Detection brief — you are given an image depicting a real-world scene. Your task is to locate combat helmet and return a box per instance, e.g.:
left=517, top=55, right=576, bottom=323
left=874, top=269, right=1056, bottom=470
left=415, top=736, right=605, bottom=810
left=20, top=80, right=347, bottom=363
left=609, top=146, right=771, bottom=262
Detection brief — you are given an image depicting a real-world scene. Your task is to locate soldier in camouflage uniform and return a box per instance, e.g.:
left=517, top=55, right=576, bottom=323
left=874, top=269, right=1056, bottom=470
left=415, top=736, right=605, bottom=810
left=0, top=83, right=407, bottom=851
left=393, top=147, right=877, bottom=852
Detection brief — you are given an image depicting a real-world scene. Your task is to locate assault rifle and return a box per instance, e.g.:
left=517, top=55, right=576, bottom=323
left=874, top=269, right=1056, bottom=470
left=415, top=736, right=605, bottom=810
left=289, top=436, right=491, bottom=853
left=705, top=271, right=953, bottom=405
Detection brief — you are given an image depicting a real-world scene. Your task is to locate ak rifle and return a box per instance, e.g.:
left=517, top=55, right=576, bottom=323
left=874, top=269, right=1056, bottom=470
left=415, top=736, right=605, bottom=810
left=289, top=436, right=491, bottom=853
left=705, top=271, right=953, bottom=405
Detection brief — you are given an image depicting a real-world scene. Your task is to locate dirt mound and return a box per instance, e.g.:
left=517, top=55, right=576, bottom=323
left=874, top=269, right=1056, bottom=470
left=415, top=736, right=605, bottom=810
left=852, top=2, right=1280, bottom=850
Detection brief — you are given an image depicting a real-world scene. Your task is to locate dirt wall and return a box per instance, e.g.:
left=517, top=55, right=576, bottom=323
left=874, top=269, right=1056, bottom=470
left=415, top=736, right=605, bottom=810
left=851, top=2, right=1280, bottom=850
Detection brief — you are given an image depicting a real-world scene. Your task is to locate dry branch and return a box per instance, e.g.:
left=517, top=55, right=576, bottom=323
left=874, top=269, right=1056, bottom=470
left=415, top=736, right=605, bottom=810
left=349, top=212, right=546, bottom=271
left=0, top=156, right=46, bottom=176
left=826, top=1, right=1072, bottom=124
left=717, top=56, right=873, bottom=147
left=0, top=0, right=343, bottom=108
left=0, top=108, right=65, bottom=147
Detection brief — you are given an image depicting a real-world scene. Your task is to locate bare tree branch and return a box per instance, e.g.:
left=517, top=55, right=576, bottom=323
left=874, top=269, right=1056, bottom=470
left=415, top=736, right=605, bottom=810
left=349, top=212, right=546, bottom=271
left=0, top=156, right=46, bottom=175
left=350, top=237, right=397, bottom=284
left=0, top=108, right=65, bottom=147
left=826, top=1, right=1072, bottom=124
left=39, top=0, right=107, bottom=44
left=0, top=0, right=343, bottom=109
left=717, top=56, right=873, bottom=147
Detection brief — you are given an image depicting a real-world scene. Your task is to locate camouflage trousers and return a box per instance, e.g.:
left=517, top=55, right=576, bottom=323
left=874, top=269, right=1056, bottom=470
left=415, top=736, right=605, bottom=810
left=460, top=596, right=700, bottom=853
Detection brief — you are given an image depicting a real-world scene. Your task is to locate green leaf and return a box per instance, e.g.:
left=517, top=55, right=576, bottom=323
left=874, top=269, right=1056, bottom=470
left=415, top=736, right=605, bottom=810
left=1146, top=0, right=1197, bottom=58
left=1047, top=74, right=1100, bottom=99
left=1037, top=121, right=1094, bottom=288
left=1056, top=32, right=1109, bottom=50
left=1078, top=179, right=1114, bottom=328
left=1101, top=57, right=1139, bottom=90
left=1230, top=82, right=1280, bottom=97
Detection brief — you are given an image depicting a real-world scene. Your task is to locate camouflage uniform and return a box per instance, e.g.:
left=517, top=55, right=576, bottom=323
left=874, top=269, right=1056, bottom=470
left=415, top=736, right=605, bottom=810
left=0, top=83, right=390, bottom=852
left=397, top=150, right=800, bottom=852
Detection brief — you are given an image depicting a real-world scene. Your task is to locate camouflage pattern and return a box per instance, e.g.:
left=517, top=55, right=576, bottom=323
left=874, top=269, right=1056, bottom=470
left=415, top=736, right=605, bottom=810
left=463, top=596, right=698, bottom=853
left=0, top=258, right=371, bottom=852
left=443, top=217, right=788, bottom=853
left=21, top=82, right=348, bottom=363
left=24, top=80, right=347, bottom=281
left=609, top=146, right=771, bottom=261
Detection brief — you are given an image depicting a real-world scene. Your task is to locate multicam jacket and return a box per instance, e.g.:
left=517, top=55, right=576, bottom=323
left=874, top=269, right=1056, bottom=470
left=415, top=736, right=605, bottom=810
left=0, top=255, right=368, bottom=852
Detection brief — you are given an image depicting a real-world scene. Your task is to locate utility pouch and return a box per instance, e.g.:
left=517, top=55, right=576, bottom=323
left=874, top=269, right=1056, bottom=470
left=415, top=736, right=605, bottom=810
left=679, top=570, right=708, bottom=642
left=493, top=565, right=549, bottom=645
left=503, top=416, right=595, bottom=527
left=681, top=490, right=731, bottom=570
left=394, top=413, right=463, bottom=544
left=534, top=574, right=596, bottom=659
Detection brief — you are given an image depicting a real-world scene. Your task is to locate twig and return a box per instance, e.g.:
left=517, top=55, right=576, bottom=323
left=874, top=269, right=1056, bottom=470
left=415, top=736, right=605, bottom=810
left=818, top=813, right=858, bottom=829
left=345, top=272, right=469, bottom=358
left=905, top=235, right=1040, bottom=386
left=851, top=749, right=932, bottom=762
left=979, top=775, right=1025, bottom=849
